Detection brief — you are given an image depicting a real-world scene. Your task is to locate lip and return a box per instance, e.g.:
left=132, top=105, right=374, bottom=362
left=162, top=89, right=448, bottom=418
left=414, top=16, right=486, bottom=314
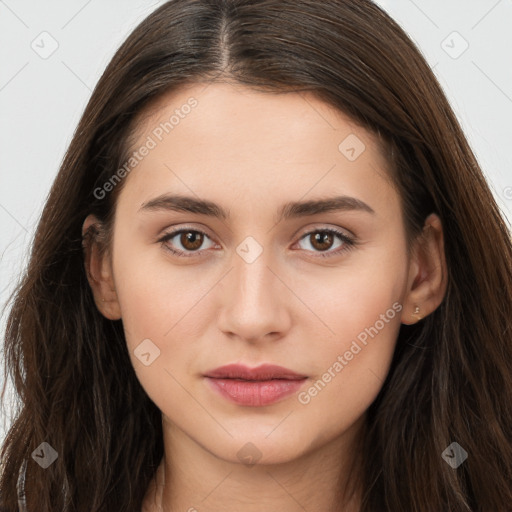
left=204, top=364, right=308, bottom=406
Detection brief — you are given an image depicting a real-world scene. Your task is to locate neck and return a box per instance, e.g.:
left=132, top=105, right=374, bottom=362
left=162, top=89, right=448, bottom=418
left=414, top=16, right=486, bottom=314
left=143, top=415, right=366, bottom=512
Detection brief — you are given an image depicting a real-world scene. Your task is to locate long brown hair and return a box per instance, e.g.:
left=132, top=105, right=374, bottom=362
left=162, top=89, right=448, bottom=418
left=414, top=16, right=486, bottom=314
left=2, top=1, right=511, bottom=510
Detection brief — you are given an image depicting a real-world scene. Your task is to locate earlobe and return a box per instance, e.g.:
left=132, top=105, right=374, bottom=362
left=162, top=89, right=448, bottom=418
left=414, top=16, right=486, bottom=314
left=401, top=213, right=448, bottom=325
left=82, top=214, right=122, bottom=320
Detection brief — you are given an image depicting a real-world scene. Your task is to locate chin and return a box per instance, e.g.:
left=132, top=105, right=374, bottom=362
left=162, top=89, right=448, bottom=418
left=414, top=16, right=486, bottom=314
left=202, top=429, right=314, bottom=467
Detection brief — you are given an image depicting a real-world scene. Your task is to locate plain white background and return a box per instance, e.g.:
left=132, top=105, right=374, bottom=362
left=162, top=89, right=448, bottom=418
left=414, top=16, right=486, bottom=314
left=1, top=0, right=511, bottom=442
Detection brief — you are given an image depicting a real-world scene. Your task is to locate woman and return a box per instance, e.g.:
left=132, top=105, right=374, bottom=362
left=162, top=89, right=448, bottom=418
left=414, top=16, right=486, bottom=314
left=1, top=0, right=511, bottom=510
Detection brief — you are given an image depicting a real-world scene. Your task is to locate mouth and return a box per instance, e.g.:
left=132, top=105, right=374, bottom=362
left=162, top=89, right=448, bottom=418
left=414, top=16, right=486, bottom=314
left=203, top=364, right=308, bottom=406
left=204, top=363, right=307, bottom=381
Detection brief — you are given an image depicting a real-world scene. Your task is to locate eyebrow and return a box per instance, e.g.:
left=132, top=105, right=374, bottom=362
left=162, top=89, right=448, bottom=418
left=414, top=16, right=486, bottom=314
left=139, top=194, right=375, bottom=222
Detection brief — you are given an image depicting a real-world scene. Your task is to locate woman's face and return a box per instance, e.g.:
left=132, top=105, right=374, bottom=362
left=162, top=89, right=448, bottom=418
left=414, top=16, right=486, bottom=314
left=99, top=82, right=415, bottom=464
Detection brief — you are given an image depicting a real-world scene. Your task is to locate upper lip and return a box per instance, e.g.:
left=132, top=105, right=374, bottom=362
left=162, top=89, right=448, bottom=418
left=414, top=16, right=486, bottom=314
left=204, top=364, right=307, bottom=381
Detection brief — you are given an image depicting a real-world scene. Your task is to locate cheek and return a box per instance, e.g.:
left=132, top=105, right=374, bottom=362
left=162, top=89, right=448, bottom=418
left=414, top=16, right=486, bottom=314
left=293, top=244, right=406, bottom=419
left=293, top=237, right=407, bottom=347
left=113, top=266, right=202, bottom=418
left=111, top=235, right=214, bottom=344
left=295, top=302, right=402, bottom=442
left=110, top=238, right=231, bottom=418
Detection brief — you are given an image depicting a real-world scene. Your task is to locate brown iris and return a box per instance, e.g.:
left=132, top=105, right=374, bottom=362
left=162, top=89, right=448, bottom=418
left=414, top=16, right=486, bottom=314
left=309, top=232, right=334, bottom=251
left=180, top=231, right=204, bottom=251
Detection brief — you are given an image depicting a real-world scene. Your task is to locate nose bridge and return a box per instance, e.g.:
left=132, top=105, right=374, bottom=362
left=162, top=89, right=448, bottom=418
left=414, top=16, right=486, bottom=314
left=217, top=239, right=291, bottom=340
left=235, top=248, right=274, bottom=305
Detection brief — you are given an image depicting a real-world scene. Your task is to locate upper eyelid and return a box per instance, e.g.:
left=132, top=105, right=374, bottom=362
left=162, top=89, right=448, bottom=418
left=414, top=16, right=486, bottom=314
left=161, top=222, right=354, bottom=237
left=160, top=225, right=217, bottom=244
left=295, top=224, right=354, bottom=241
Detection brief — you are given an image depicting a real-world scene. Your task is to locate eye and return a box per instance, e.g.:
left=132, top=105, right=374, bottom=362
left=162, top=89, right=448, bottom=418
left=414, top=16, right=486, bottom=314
left=158, top=226, right=357, bottom=259
left=158, top=228, right=216, bottom=257
left=295, top=227, right=356, bottom=257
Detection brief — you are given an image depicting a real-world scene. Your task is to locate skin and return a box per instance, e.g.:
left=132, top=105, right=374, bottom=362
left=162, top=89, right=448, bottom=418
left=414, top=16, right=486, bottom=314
left=83, top=82, right=447, bottom=512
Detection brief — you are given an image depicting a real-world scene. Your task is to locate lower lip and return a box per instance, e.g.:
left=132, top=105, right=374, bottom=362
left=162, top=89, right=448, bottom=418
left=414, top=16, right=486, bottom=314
left=205, top=377, right=307, bottom=406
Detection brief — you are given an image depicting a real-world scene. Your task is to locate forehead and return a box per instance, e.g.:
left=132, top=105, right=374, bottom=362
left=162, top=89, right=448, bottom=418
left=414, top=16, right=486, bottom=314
left=119, top=82, right=397, bottom=220
left=132, top=81, right=383, bottom=160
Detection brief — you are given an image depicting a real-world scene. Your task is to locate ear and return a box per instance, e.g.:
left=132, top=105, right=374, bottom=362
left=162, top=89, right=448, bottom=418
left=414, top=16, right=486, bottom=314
left=401, top=213, right=448, bottom=325
left=82, top=214, right=122, bottom=320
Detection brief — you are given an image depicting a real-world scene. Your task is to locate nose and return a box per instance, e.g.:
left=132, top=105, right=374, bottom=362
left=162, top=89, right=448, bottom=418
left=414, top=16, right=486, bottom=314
left=216, top=248, right=292, bottom=343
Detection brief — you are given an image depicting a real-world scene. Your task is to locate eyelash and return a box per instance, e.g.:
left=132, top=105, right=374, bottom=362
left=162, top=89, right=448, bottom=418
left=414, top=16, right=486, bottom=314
left=157, top=226, right=357, bottom=259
